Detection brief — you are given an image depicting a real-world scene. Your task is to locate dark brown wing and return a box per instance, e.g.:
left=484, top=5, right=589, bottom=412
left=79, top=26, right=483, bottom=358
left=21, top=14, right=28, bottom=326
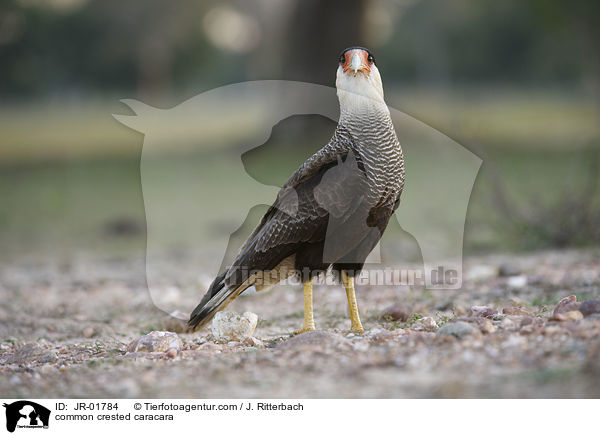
left=227, top=137, right=368, bottom=282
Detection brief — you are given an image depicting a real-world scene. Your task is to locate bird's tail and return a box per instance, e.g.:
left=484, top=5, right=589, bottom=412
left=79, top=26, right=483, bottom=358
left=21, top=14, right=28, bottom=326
left=188, top=268, right=252, bottom=331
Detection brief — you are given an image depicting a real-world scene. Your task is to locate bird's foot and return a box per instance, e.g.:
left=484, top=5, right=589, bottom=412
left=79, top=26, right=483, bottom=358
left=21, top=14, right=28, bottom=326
left=350, top=324, right=364, bottom=334
left=293, top=326, right=315, bottom=335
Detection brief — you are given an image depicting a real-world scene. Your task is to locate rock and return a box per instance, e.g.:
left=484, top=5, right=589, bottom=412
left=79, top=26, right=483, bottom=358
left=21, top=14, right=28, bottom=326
left=476, top=318, right=497, bottom=334
left=519, top=316, right=535, bottom=327
left=412, top=316, right=438, bottom=331
left=160, top=315, right=189, bottom=333
left=197, top=342, right=223, bottom=352
left=519, top=324, right=536, bottom=335
left=40, top=352, right=58, bottom=363
left=502, top=307, right=533, bottom=316
left=555, top=301, right=581, bottom=315
left=211, top=311, right=258, bottom=342
left=454, top=306, right=467, bottom=316
left=456, top=317, right=497, bottom=334
left=580, top=298, right=600, bottom=317
left=554, top=311, right=584, bottom=322
left=471, top=306, right=498, bottom=318
left=498, top=263, right=521, bottom=277
left=82, top=327, right=95, bottom=338
left=166, top=349, right=178, bottom=359
left=241, top=336, right=265, bottom=348
left=552, top=294, right=577, bottom=314
left=437, top=321, right=478, bottom=338
left=550, top=295, right=582, bottom=320
left=380, top=303, right=412, bottom=322
left=127, top=331, right=182, bottom=353
left=506, top=275, right=527, bottom=288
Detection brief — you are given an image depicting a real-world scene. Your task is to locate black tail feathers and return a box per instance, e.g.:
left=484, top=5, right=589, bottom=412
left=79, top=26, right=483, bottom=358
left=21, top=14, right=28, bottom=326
left=188, top=269, right=228, bottom=330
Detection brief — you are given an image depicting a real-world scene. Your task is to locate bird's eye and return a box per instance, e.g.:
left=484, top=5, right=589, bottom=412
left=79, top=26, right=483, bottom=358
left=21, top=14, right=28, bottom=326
left=367, top=54, right=374, bottom=63
left=339, top=54, right=345, bottom=64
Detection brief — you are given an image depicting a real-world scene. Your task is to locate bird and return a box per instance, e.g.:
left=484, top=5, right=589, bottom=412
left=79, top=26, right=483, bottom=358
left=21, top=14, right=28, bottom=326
left=189, top=47, right=405, bottom=334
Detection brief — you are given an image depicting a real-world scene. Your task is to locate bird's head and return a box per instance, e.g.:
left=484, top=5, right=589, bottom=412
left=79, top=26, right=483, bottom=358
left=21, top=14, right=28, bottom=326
left=336, top=47, right=385, bottom=110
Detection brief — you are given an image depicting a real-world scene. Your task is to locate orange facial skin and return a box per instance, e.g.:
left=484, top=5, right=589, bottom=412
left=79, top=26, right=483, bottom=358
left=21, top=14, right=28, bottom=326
left=340, top=49, right=373, bottom=75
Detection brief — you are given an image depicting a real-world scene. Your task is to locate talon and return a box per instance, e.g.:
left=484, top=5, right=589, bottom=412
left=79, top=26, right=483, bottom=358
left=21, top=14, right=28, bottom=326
left=293, top=326, right=315, bottom=335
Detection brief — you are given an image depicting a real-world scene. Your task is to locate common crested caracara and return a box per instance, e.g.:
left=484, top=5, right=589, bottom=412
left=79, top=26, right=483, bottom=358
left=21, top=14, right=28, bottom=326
left=189, top=47, right=405, bottom=333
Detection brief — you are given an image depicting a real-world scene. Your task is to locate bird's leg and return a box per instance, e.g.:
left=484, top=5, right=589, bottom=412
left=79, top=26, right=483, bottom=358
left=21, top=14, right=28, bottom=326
left=342, top=271, right=364, bottom=333
left=294, top=278, right=316, bottom=334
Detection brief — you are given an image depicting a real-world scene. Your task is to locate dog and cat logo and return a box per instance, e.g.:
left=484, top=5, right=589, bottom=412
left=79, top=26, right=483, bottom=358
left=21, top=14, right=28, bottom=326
left=2, top=401, right=50, bottom=432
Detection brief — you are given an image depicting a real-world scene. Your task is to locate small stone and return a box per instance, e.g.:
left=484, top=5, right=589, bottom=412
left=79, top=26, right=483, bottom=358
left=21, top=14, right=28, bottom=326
left=454, top=306, right=467, bottom=316
left=455, top=317, right=497, bottom=334
left=519, top=317, right=535, bottom=327
left=40, top=352, right=58, bottom=363
left=476, top=318, right=497, bottom=334
left=470, top=306, right=498, bottom=318
left=82, top=327, right=95, bottom=338
left=506, top=275, right=527, bottom=288
left=554, top=311, right=584, bottom=322
left=552, top=295, right=577, bottom=318
left=542, top=326, right=566, bottom=336
left=520, top=324, right=536, bottom=335
left=166, top=348, right=178, bottom=359
left=500, top=317, right=516, bottom=329
left=556, top=301, right=581, bottom=314
left=380, top=303, right=412, bottom=322
left=127, top=331, right=182, bottom=353
left=412, top=316, right=438, bottom=331
left=160, top=316, right=189, bottom=334
left=198, top=342, right=222, bottom=352
left=437, top=321, right=478, bottom=338
left=502, top=307, right=533, bottom=316
left=241, top=336, right=265, bottom=348
left=211, top=311, right=258, bottom=342
left=580, top=298, right=600, bottom=317
left=498, top=263, right=521, bottom=277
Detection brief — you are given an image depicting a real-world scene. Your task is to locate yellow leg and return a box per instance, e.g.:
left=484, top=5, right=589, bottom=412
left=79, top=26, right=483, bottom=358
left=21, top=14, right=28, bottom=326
left=342, top=271, right=364, bottom=333
left=294, top=279, right=315, bottom=334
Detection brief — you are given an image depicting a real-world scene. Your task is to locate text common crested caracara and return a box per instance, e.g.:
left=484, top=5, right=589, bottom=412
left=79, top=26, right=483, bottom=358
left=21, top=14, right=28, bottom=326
left=189, top=47, right=405, bottom=333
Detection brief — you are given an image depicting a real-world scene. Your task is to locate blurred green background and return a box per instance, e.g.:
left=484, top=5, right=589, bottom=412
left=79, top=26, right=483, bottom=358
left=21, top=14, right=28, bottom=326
left=1, top=0, right=599, bottom=260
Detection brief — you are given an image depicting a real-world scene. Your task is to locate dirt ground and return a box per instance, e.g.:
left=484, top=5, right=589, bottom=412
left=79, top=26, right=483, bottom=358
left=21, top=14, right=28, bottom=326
left=1, top=248, right=600, bottom=398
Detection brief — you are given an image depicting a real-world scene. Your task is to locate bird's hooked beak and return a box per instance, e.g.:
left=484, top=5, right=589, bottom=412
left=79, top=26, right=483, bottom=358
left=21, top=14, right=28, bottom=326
left=350, top=52, right=364, bottom=73
left=341, top=49, right=371, bottom=76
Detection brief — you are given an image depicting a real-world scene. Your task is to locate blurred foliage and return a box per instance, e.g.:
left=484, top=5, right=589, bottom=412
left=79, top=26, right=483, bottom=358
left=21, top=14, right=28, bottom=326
left=0, top=0, right=599, bottom=100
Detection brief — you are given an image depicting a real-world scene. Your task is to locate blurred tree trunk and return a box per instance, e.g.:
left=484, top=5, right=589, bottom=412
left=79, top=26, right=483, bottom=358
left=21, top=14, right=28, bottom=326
left=281, top=0, right=368, bottom=87
left=246, top=0, right=368, bottom=152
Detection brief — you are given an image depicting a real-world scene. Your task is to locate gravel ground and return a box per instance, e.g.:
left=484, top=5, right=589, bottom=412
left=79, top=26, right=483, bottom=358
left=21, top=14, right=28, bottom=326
left=1, top=248, right=600, bottom=398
